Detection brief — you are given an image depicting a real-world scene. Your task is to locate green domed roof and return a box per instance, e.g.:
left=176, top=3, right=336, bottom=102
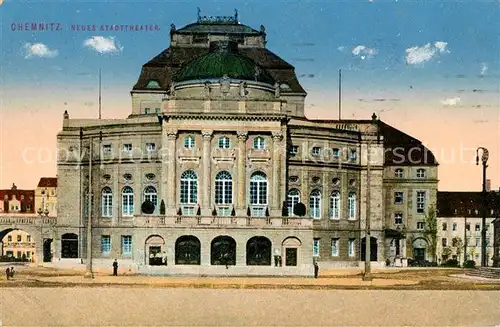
left=173, top=41, right=275, bottom=85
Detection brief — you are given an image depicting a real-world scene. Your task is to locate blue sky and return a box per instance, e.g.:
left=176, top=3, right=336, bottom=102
left=0, top=0, right=499, bottom=190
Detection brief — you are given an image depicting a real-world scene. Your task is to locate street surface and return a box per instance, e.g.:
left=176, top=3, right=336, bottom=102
left=1, top=288, right=499, bottom=326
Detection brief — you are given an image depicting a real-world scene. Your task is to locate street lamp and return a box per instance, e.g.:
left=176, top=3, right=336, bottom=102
left=476, top=147, right=489, bottom=267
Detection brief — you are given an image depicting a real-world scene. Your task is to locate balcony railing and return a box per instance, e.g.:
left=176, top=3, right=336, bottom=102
left=132, top=215, right=313, bottom=228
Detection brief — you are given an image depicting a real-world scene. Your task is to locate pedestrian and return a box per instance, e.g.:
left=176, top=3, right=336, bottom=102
left=10, top=267, right=15, bottom=278
left=112, top=259, right=118, bottom=276
left=5, top=267, right=10, bottom=280
left=314, top=261, right=319, bottom=278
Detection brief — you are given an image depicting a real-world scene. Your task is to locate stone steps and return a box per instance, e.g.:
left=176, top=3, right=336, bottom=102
left=465, top=267, right=500, bottom=279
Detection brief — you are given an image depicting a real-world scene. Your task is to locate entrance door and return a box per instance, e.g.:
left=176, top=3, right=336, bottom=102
left=285, top=248, right=297, bottom=266
left=414, top=248, right=425, bottom=261
left=43, top=239, right=53, bottom=262
left=149, top=246, right=163, bottom=265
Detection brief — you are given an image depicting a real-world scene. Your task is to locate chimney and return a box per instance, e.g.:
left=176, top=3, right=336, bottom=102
left=486, top=179, right=491, bottom=192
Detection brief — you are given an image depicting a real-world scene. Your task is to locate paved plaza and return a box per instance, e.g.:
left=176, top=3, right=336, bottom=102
left=1, top=288, right=500, bottom=326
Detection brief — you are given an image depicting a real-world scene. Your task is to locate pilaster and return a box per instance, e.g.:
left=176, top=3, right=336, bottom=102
left=271, top=131, right=283, bottom=216
left=166, top=129, right=178, bottom=215
left=202, top=130, right=213, bottom=216
left=236, top=131, right=248, bottom=216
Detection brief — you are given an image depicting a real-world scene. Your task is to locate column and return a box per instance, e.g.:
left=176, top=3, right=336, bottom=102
left=202, top=130, right=213, bottom=216
left=271, top=131, right=283, bottom=216
left=236, top=131, right=248, bottom=215
left=166, top=129, right=178, bottom=215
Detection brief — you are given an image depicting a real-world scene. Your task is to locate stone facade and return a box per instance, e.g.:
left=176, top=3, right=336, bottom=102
left=54, top=14, right=439, bottom=275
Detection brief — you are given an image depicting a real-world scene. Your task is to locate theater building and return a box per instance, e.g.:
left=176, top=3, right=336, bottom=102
left=55, top=12, right=438, bottom=275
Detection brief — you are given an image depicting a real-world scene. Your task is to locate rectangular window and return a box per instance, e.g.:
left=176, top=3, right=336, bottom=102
left=27, top=235, right=31, bottom=242
left=475, top=223, right=480, bottom=231
left=218, top=207, right=231, bottom=216
left=349, top=149, right=357, bottom=161
left=442, top=222, right=447, bottom=231
left=17, top=235, right=22, bottom=242
left=289, top=145, right=299, bottom=157
left=331, top=238, right=339, bottom=257
left=123, top=143, right=132, bottom=152
left=442, top=238, right=447, bottom=247
left=452, top=223, right=457, bottom=231
left=394, top=212, right=403, bottom=225
left=466, top=223, right=470, bottom=231
left=416, top=191, right=426, bottom=214
left=146, top=143, right=156, bottom=152
left=313, top=239, right=320, bottom=257
left=394, top=191, right=404, bottom=205
left=101, top=235, right=111, bottom=255
left=331, top=148, right=340, bottom=158
left=394, top=168, right=404, bottom=178
left=102, top=144, right=112, bottom=154
left=417, top=222, right=425, bottom=230
left=145, top=108, right=151, bottom=114
left=311, top=147, right=322, bottom=156
left=348, top=239, right=355, bottom=257
left=7, top=235, right=12, bottom=242
left=121, top=235, right=132, bottom=256
left=416, top=169, right=426, bottom=178
left=155, top=108, right=161, bottom=114
left=251, top=207, right=265, bottom=217
left=475, top=238, right=480, bottom=246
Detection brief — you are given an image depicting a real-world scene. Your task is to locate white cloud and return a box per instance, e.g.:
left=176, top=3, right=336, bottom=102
left=337, top=46, right=346, bottom=52
left=23, top=43, right=58, bottom=58
left=405, top=41, right=449, bottom=65
left=480, top=63, right=488, bottom=75
left=351, top=45, right=377, bottom=60
left=440, top=97, right=461, bottom=106
left=84, top=36, right=123, bottom=54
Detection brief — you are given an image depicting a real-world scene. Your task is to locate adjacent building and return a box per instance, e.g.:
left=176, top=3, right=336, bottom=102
left=55, top=13, right=439, bottom=275
left=35, top=177, right=58, bottom=217
left=437, top=190, right=499, bottom=266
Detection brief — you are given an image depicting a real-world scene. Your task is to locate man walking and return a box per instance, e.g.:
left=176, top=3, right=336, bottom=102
left=112, top=259, right=118, bottom=276
left=314, top=261, right=319, bottom=278
left=5, top=267, right=10, bottom=280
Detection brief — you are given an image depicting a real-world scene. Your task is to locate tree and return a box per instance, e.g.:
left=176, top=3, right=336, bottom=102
left=424, top=206, right=438, bottom=262
left=441, top=246, right=452, bottom=261
left=451, top=237, right=464, bottom=262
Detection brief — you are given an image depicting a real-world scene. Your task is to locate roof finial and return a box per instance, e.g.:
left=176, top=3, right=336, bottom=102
left=234, top=9, right=238, bottom=22
left=197, top=7, right=201, bottom=21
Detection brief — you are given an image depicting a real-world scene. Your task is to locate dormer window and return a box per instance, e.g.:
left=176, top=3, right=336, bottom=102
left=253, top=136, right=265, bottom=150
left=395, top=168, right=404, bottom=178
left=146, top=80, right=160, bottom=88
left=184, top=135, right=195, bottom=149
left=416, top=168, right=426, bottom=178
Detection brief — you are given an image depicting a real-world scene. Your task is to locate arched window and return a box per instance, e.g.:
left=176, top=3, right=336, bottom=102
left=309, top=190, right=321, bottom=219
left=287, top=189, right=300, bottom=216
left=253, top=136, right=265, bottom=150
left=122, top=186, right=134, bottom=217
left=330, top=191, right=341, bottom=219
left=101, top=187, right=112, bottom=217
left=180, top=170, right=198, bottom=215
left=215, top=171, right=233, bottom=216
left=348, top=192, right=356, bottom=220
left=184, top=135, right=195, bottom=149
left=249, top=172, right=268, bottom=216
left=218, top=136, right=231, bottom=149
left=144, top=186, right=158, bottom=213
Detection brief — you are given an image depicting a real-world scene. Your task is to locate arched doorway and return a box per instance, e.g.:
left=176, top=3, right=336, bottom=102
left=246, top=236, right=272, bottom=265
left=412, top=237, right=428, bottom=261
left=145, top=235, right=165, bottom=266
left=175, top=235, right=201, bottom=265
left=282, top=236, right=302, bottom=266
left=361, top=237, right=378, bottom=261
left=211, top=236, right=236, bottom=266
left=61, top=233, right=79, bottom=258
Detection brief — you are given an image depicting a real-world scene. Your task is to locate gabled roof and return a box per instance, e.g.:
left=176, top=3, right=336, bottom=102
left=37, top=177, right=57, bottom=188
